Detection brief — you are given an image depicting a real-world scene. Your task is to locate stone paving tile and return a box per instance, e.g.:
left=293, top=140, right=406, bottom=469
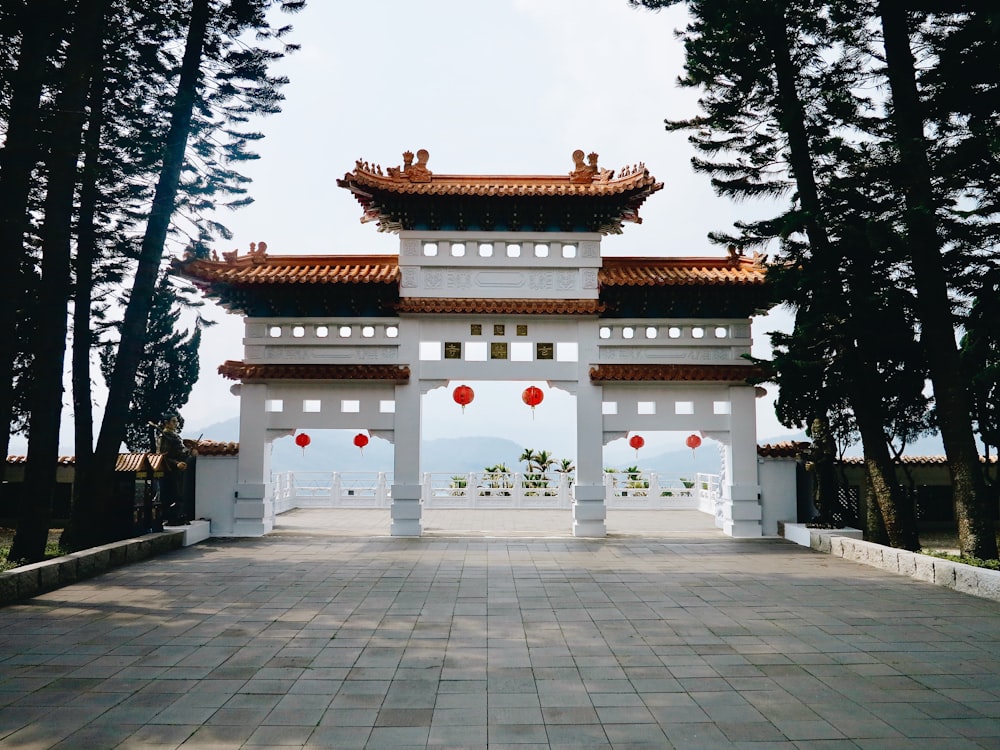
left=2, top=509, right=1000, bottom=748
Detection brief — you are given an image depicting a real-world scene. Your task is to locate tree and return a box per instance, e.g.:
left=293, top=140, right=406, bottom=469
left=99, top=272, right=206, bottom=453
left=63, top=0, right=304, bottom=551
left=0, top=0, right=69, bottom=485
left=630, top=0, right=923, bottom=549
left=876, top=1, right=997, bottom=558
left=9, top=0, right=113, bottom=563
left=630, top=0, right=1000, bottom=554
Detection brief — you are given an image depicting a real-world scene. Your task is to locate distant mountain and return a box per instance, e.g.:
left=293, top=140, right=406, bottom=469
left=183, top=417, right=949, bottom=477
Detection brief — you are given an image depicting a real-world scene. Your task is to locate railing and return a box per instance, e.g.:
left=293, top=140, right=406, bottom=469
left=272, top=471, right=393, bottom=513
left=423, top=471, right=572, bottom=508
left=272, top=470, right=721, bottom=513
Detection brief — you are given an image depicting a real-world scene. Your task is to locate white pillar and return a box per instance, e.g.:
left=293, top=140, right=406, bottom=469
left=390, top=379, right=422, bottom=536
left=573, top=379, right=607, bottom=537
left=720, top=384, right=762, bottom=537
left=234, top=383, right=273, bottom=536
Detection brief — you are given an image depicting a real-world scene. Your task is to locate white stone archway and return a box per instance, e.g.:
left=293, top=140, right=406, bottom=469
left=179, top=151, right=769, bottom=539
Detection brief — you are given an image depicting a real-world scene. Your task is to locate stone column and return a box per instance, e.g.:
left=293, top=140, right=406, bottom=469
left=572, top=319, right=606, bottom=536
left=720, top=384, right=762, bottom=537
left=390, top=377, right=422, bottom=537
left=234, top=383, right=273, bottom=536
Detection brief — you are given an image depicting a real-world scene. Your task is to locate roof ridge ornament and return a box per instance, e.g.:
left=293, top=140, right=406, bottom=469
left=570, top=149, right=604, bottom=183
left=386, top=148, right=433, bottom=183
left=220, top=240, right=268, bottom=264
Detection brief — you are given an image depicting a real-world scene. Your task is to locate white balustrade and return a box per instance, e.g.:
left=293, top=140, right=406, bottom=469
left=270, top=470, right=720, bottom=513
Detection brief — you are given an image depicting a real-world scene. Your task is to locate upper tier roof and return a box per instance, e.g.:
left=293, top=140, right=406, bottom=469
left=336, top=149, right=664, bottom=233
left=174, top=246, right=770, bottom=318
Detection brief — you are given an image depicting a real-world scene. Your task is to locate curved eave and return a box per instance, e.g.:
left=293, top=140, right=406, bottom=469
left=395, top=298, right=605, bottom=315
left=600, top=256, right=767, bottom=287
left=174, top=255, right=399, bottom=286
left=590, top=364, right=762, bottom=383
left=338, top=169, right=662, bottom=198
left=219, top=361, right=410, bottom=383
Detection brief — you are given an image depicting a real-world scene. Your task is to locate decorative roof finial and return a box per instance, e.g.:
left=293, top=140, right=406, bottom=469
left=570, top=149, right=599, bottom=183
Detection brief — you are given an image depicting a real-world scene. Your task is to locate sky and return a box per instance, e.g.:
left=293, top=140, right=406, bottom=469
left=131, top=1, right=795, bottom=458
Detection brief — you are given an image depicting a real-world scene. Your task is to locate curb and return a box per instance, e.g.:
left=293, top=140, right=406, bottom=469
left=779, top=521, right=1000, bottom=604
left=0, top=530, right=186, bottom=606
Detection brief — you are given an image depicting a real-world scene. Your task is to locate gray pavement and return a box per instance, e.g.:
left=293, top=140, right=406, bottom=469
left=1, top=508, right=1000, bottom=749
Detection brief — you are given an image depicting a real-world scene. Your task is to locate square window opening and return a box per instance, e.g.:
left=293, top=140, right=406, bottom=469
left=510, top=342, right=533, bottom=361
left=341, top=400, right=360, bottom=413
left=465, top=341, right=488, bottom=361
left=419, top=341, right=442, bottom=360
left=556, top=342, right=578, bottom=362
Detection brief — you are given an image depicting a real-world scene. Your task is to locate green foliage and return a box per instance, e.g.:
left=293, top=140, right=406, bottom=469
left=100, top=272, right=206, bottom=451
left=923, top=551, right=1000, bottom=570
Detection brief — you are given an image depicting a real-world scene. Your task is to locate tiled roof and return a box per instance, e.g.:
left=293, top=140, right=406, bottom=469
left=757, top=442, right=810, bottom=458
left=339, top=150, right=662, bottom=200
left=176, top=254, right=765, bottom=291
left=5, top=455, right=76, bottom=467
left=190, top=440, right=239, bottom=457
left=590, top=364, right=761, bottom=383
left=176, top=253, right=399, bottom=285
left=395, top=298, right=605, bottom=315
left=755, top=444, right=1000, bottom=466
left=218, top=361, right=410, bottom=383
left=839, top=455, right=999, bottom=466
left=600, top=254, right=766, bottom=287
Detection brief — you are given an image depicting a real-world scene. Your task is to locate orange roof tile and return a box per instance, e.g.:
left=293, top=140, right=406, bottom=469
left=600, top=255, right=767, bottom=287
left=589, top=364, right=761, bottom=383
left=218, top=361, right=410, bottom=383
left=339, top=150, right=662, bottom=200
left=189, top=440, right=240, bottom=457
left=757, top=442, right=811, bottom=458
left=395, top=298, right=605, bottom=315
left=5, top=455, right=76, bottom=466
left=176, top=253, right=399, bottom=286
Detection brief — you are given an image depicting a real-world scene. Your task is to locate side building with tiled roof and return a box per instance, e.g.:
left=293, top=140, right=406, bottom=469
left=175, top=150, right=776, bottom=538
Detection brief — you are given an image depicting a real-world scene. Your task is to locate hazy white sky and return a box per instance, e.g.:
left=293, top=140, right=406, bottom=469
left=170, top=0, right=794, bottom=458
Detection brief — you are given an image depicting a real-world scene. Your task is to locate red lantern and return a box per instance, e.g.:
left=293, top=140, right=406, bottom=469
left=353, top=433, right=369, bottom=455
left=294, top=432, right=311, bottom=455
left=522, top=386, right=543, bottom=418
left=629, top=434, right=644, bottom=459
left=453, top=384, right=474, bottom=413
left=686, top=434, right=702, bottom=451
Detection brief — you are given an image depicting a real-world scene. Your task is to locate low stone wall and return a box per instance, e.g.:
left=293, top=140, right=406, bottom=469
left=780, top=522, right=1000, bottom=603
left=0, top=530, right=185, bottom=606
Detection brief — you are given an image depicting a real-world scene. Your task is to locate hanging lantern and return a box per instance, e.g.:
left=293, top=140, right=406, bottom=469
left=522, top=386, right=544, bottom=418
left=294, top=432, right=311, bottom=456
left=353, top=433, right=369, bottom=455
left=629, top=434, right=644, bottom=459
left=686, top=433, right=702, bottom=452
left=453, top=384, right=475, bottom=413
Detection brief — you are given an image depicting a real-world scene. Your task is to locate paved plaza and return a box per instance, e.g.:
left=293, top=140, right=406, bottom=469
left=1, top=508, right=1000, bottom=749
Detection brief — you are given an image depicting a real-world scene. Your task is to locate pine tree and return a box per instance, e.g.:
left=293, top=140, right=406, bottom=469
left=100, top=273, right=205, bottom=452
left=630, top=0, right=924, bottom=548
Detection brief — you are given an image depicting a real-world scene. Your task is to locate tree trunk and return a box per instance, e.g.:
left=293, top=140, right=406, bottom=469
left=878, top=0, right=997, bottom=559
left=71, top=0, right=211, bottom=549
left=8, top=0, right=110, bottom=563
left=62, top=60, right=108, bottom=552
left=849, top=379, right=920, bottom=549
left=0, top=0, right=68, bottom=484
